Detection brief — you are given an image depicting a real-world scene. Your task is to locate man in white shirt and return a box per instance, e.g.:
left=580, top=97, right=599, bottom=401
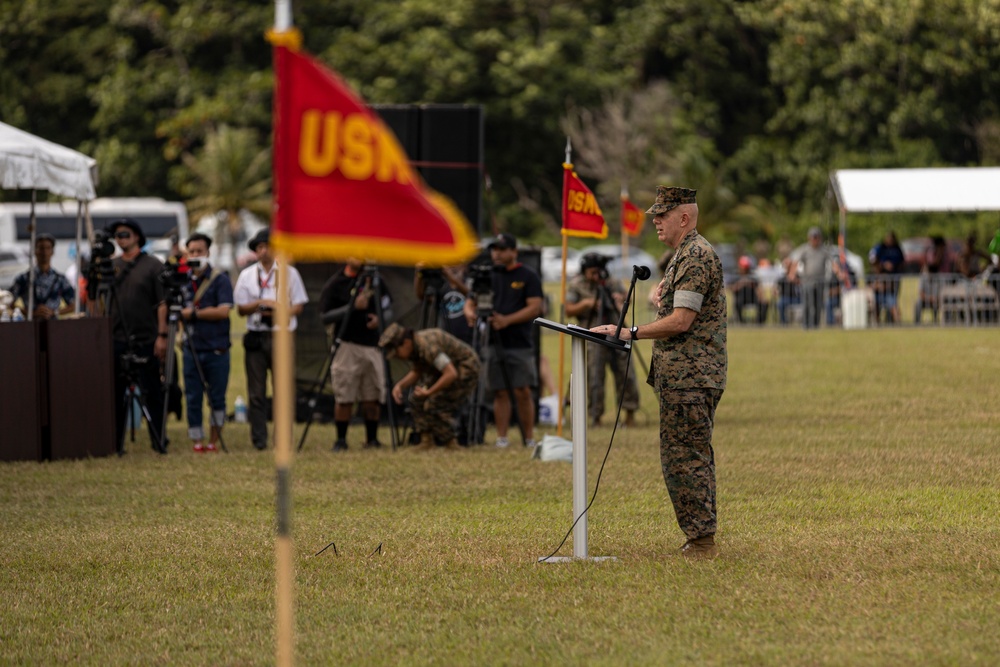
left=233, top=230, right=309, bottom=450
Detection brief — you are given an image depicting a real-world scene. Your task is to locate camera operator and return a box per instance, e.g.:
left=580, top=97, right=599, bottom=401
left=414, top=263, right=473, bottom=344
left=319, top=257, right=394, bottom=452
left=462, top=233, right=544, bottom=449
left=379, top=323, right=480, bottom=451
left=234, top=230, right=309, bottom=451
left=99, top=219, right=169, bottom=453
left=177, top=233, right=233, bottom=453
left=565, top=252, right=641, bottom=428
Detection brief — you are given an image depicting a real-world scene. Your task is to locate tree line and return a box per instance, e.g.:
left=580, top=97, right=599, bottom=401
left=2, top=0, right=998, bottom=257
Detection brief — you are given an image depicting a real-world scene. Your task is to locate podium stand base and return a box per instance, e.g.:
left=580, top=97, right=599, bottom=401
left=538, top=556, right=618, bottom=564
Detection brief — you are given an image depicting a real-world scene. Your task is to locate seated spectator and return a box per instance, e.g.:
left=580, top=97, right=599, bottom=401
left=957, top=232, right=992, bottom=279
left=825, top=255, right=857, bottom=325
left=915, top=236, right=955, bottom=324
left=730, top=256, right=768, bottom=324
left=775, top=257, right=801, bottom=325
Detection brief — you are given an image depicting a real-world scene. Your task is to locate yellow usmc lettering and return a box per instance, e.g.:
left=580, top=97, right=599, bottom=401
left=567, top=189, right=603, bottom=216
left=298, top=110, right=413, bottom=184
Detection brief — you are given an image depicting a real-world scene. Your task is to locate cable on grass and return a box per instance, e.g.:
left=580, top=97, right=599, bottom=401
left=314, top=542, right=339, bottom=557
left=538, top=330, right=634, bottom=563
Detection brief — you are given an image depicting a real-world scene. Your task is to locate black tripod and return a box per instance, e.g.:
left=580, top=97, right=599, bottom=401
left=177, top=316, right=229, bottom=453
left=91, top=266, right=167, bottom=455
left=297, top=266, right=399, bottom=451
left=466, top=305, right=521, bottom=446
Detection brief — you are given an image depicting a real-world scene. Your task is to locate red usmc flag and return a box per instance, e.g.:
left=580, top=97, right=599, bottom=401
left=561, top=163, right=607, bottom=239
left=270, top=41, right=478, bottom=265
left=621, top=194, right=644, bottom=237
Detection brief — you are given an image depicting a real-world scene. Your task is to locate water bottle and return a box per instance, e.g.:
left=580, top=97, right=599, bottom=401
left=234, top=396, right=248, bottom=423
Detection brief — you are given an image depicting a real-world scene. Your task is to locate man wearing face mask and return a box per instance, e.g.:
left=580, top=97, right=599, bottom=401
left=178, top=233, right=234, bottom=453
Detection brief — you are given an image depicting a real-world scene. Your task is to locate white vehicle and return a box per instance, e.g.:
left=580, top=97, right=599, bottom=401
left=578, top=243, right=660, bottom=282
left=540, top=246, right=581, bottom=283
left=0, top=197, right=189, bottom=275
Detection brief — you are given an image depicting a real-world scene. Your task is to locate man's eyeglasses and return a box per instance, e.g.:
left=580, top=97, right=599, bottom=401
left=114, top=231, right=132, bottom=239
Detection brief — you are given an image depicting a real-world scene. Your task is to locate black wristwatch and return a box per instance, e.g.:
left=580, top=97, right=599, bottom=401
left=630, top=325, right=639, bottom=341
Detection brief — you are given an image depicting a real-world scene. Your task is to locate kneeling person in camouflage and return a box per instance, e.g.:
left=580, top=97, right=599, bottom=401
left=380, top=324, right=481, bottom=451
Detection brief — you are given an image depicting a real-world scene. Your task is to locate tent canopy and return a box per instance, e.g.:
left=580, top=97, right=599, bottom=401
left=0, top=121, right=97, bottom=200
left=831, top=168, right=1000, bottom=214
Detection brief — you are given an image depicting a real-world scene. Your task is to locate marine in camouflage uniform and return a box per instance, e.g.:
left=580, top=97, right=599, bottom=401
left=565, top=262, right=640, bottom=426
left=589, top=186, right=727, bottom=557
left=379, top=324, right=481, bottom=447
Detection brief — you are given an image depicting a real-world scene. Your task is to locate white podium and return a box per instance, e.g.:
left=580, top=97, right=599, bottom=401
left=534, top=317, right=626, bottom=563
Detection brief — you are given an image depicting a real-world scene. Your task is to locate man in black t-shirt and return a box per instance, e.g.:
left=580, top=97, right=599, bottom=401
left=319, top=259, right=393, bottom=451
left=96, top=219, right=168, bottom=454
left=463, top=233, right=544, bottom=449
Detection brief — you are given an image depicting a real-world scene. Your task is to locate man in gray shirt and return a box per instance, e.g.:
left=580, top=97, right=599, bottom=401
left=787, top=227, right=834, bottom=329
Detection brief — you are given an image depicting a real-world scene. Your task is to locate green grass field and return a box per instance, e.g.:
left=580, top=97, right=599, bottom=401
left=2, top=327, right=999, bottom=665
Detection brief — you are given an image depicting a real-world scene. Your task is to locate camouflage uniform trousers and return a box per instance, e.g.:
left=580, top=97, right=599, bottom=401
left=659, top=387, right=723, bottom=539
left=410, top=372, right=479, bottom=444
left=586, top=340, right=640, bottom=422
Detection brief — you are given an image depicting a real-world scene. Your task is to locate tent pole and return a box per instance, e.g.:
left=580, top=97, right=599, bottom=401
left=74, top=200, right=84, bottom=314
left=27, top=190, right=37, bottom=321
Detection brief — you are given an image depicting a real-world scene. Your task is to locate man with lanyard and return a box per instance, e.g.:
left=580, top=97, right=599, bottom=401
left=178, top=233, right=233, bottom=453
left=100, top=218, right=169, bottom=454
left=463, top=233, right=544, bottom=449
left=10, top=233, right=75, bottom=320
left=234, top=229, right=309, bottom=451
left=565, top=252, right=640, bottom=428
left=318, top=258, right=393, bottom=452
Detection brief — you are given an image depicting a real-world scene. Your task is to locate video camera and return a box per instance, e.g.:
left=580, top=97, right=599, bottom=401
left=159, top=257, right=202, bottom=308
left=418, top=267, right=445, bottom=295
left=469, top=260, right=502, bottom=317
left=159, top=257, right=202, bottom=289
left=85, top=229, right=118, bottom=300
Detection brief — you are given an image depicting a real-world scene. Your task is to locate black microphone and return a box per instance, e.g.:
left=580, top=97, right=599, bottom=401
left=609, top=265, right=652, bottom=343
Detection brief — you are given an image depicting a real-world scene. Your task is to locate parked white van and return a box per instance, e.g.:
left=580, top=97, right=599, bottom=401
left=0, top=197, right=189, bottom=275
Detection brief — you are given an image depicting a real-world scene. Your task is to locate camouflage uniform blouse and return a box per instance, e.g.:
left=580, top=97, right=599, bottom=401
left=411, top=329, right=481, bottom=381
left=647, top=231, right=727, bottom=392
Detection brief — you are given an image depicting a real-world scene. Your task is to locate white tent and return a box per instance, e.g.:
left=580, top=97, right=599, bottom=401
left=830, top=168, right=1000, bottom=214
left=0, top=121, right=98, bottom=317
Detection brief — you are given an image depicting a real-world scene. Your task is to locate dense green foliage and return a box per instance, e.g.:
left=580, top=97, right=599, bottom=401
left=3, top=0, right=1000, bottom=254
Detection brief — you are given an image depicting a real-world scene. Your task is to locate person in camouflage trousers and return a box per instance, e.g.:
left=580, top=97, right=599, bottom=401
left=590, top=186, right=727, bottom=559
left=565, top=253, right=640, bottom=427
left=379, top=323, right=481, bottom=451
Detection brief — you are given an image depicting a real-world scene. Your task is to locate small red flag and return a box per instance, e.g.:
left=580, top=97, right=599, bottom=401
left=621, top=195, right=644, bottom=237
left=561, top=163, right=607, bottom=239
left=269, top=37, right=479, bottom=266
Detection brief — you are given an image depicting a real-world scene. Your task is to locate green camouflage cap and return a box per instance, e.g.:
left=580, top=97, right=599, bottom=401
left=378, top=322, right=407, bottom=358
left=646, top=186, right=697, bottom=215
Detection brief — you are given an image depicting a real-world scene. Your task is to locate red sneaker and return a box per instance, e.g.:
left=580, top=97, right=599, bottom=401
left=206, top=442, right=218, bottom=452
left=193, top=442, right=205, bottom=453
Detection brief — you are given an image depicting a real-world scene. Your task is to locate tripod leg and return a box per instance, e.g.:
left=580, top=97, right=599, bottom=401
left=296, top=342, right=338, bottom=452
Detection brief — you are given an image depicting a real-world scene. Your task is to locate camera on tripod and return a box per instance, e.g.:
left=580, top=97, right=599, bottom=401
left=85, top=229, right=119, bottom=300
left=418, top=267, right=445, bottom=294
left=469, top=260, right=501, bottom=317
left=158, top=257, right=202, bottom=307
left=580, top=252, right=612, bottom=281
